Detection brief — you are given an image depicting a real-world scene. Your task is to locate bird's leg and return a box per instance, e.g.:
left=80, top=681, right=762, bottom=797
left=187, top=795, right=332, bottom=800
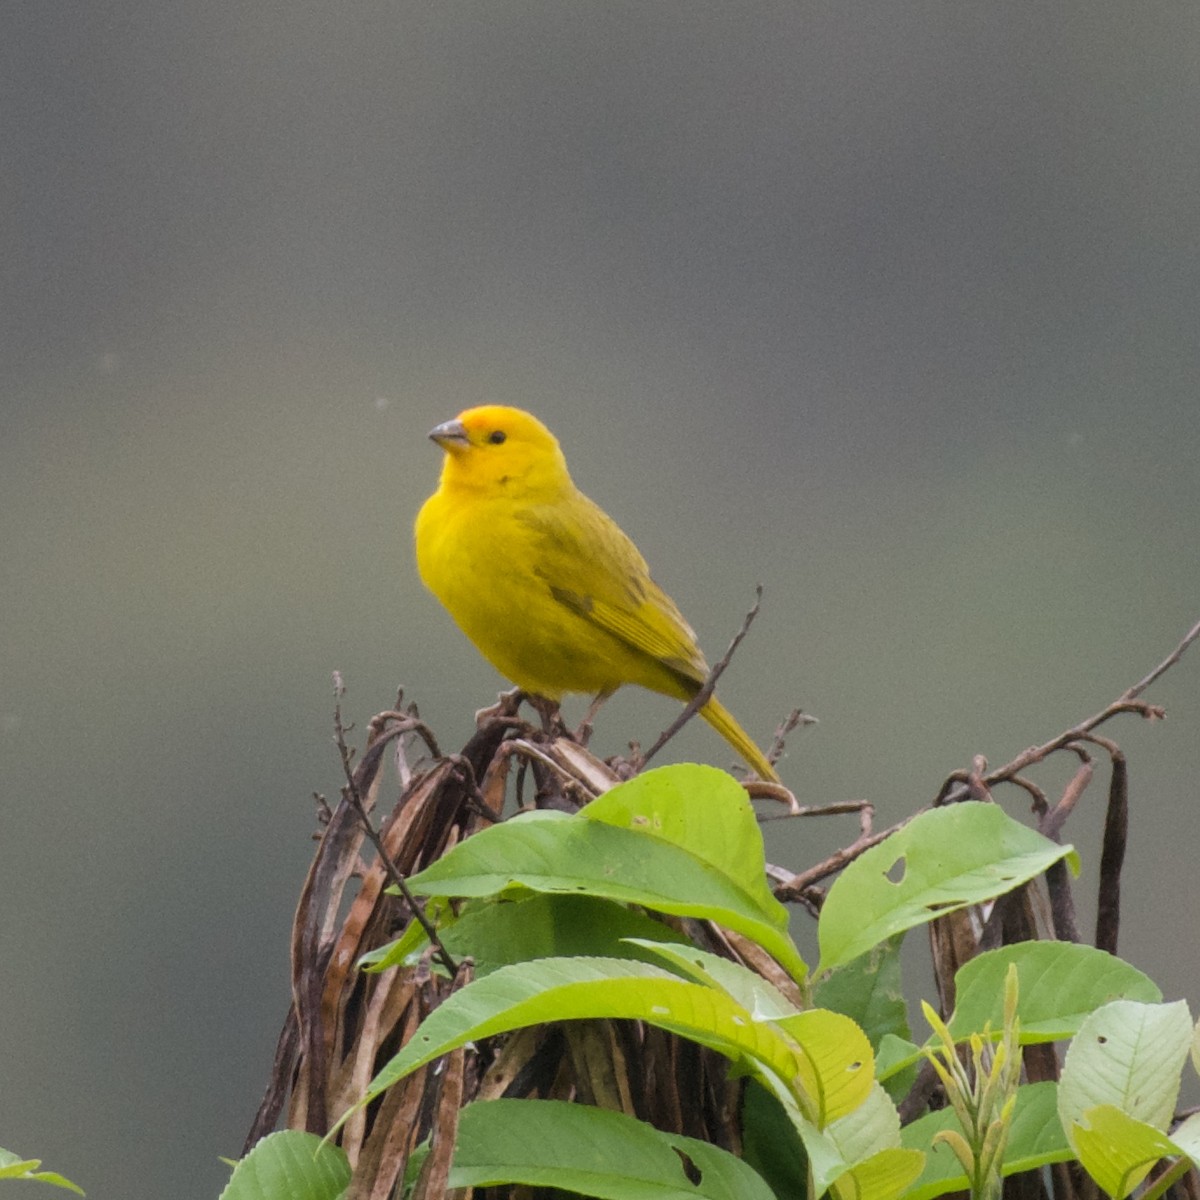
left=526, top=693, right=570, bottom=737
left=574, top=689, right=615, bottom=746
left=474, top=686, right=526, bottom=728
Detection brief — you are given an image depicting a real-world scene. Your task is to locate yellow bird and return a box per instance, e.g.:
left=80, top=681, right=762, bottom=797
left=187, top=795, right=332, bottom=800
left=414, top=406, right=780, bottom=783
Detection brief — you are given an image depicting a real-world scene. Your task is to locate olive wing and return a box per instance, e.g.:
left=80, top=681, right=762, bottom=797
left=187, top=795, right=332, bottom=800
left=516, top=494, right=708, bottom=686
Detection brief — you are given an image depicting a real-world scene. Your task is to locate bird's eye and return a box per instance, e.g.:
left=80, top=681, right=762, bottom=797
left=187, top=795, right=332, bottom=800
left=487, top=430, right=507, bottom=444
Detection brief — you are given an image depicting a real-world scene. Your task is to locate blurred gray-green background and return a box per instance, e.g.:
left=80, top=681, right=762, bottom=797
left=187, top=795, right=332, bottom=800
left=4, top=4, right=1199, bottom=1196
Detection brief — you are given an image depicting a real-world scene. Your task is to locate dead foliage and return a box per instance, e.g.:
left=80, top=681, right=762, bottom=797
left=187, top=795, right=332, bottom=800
left=243, top=619, right=1200, bottom=1200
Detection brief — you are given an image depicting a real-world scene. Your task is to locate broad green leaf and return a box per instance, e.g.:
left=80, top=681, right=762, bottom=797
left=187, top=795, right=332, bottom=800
left=774, top=1009, right=876, bottom=1125
left=338, top=957, right=808, bottom=1121
left=219, top=1131, right=351, bottom=1200
left=1058, top=1000, right=1192, bottom=1136
left=831, top=1147, right=926, bottom=1200
left=949, top=942, right=1161, bottom=1044
left=583, top=764, right=782, bottom=920
left=825, top=1081, right=904, bottom=1163
left=1070, top=1105, right=1177, bottom=1200
left=625, top=940, right=799, bottom=1019
left=818, top=803, right=1079, bottom=973
left=790, top=1092, right=923, bottom=1200
left=816, top=936, right=911, bottom=1049
left=793, top=1112, right=855, bottom=1196
left=0, top=1149, right=83, bottom=1194
left=448, top=1098, right=776, bottom=1199
left=364, top=894, right=688, bottom=977
left=408, top=807, right=806, bottom=980
left=901, top=1081, right=1071, bottom=1200
left=875, top=1034, right=924, bottom=1084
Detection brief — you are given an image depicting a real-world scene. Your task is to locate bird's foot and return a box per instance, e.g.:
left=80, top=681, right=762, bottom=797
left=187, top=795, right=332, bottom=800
left=526, top=694, right=570, bottom=737
left=474, top=687, right=526, bottom=728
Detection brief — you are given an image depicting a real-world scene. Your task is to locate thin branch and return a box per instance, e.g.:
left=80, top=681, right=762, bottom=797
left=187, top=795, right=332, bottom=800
left=444, top=754, right=502, bottom=824
left=759, top=798, right=874, bottom=824
left=640, top=585, right=763, bottom=769
left=774, top=802, right=886, bottom=901
left=978, top=618, right=1200, bottom=791
left=334, top=702, right=458, bottom=976
left=774, top=617, right=1200, bottom=899
left=767, top=707, right=818, bottom=769
left=934, top=618, right=1199, bottom=807
left=1009, top=774, right=1050, bottom=816
left=365, top=707, right=442, bottom=762
left=1121, top=617, right=1200, bottom=701
left=1039, top=757, right=1094, bottom=842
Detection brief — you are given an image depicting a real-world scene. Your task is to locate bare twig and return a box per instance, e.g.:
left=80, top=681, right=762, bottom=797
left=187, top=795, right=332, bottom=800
left=774, top=802, right=882, bottom=901
left=641, top=585, right=763, bottom=769
left=334, top=703, right=458, bottom=977
left=775, top=617, right=1200, bottom=899
left=1039, top=757, right=1094, bottom=842
left=444, top=754, right=502, bottom=824
left=759, top=798, right=873, bottom=823
left=957, top=617, right=1200, bottom=801
left=1121, top=618, right=1200, bottom=701
left=767, top=707, right=818, bottom=768
left=365, top=706, right=442, bottom=763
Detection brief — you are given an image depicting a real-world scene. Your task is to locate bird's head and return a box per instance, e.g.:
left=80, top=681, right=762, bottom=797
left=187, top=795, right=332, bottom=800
left=429, top=406, right=572, bottom=496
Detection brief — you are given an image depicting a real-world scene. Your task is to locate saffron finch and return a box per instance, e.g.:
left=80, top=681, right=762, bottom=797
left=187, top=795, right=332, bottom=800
left=414, top=406, right=780, bottom=783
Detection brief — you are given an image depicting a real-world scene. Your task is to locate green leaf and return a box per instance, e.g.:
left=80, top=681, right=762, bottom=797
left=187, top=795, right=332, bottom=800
left=787, top=1088, right=924, bottom=1200
left=901, top=1081, right=1072, bottom=1200
left=773, top=1009, right=876, bottom=1126
left=583, top=764, right=782, bottom=922
left=875, top=1034, right=924, bottom=1084
left=340, top=957, right=808, bottom=1120
left=219, top=1131, right=350, bottom=1200
left=408, top=804, right=806, bottom=981
left=949, top=942, right=1161, bottom=1044
left=825, top=1081, right=903, bottom=1164
left=831, top=1147, right=927, bottom=1200
left=817, top=803, right=1079, bottom=973
left=0, top=1149, right=84, bottom=1194
left=1069, top=1105, right=1178, bottom=1200
left=815, top=935, right=911, bottom=1049
left=366, top=894, right=689, bottom=977
left=449, top=1098, right=776, bottom=1199
left=625, top=940, right=799, bottom=1020
left=1058, top=999, right=1193, bottom=1137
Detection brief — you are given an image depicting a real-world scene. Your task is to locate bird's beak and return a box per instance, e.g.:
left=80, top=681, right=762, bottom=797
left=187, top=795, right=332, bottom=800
left=428, top=418, right=470, bottom=450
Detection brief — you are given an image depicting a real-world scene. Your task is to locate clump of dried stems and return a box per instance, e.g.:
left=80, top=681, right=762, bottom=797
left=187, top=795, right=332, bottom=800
left=244, top=617, right=1200, bottom=1200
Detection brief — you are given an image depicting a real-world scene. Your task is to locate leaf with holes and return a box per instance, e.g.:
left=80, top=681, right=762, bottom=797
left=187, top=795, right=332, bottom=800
left=1058, top=999, right=1192, bottom=1137
left=948, top=941, right=1161, bottom=1044
left=774, top=1009, right=876, bottom=1127
left=448, top=1099, right=777, bottom=1199
left=817, top=803, right=1079, bottom=973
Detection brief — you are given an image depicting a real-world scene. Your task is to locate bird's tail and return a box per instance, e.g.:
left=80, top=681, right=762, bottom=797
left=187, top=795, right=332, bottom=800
left=698, top=695, right=781, bottom=784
